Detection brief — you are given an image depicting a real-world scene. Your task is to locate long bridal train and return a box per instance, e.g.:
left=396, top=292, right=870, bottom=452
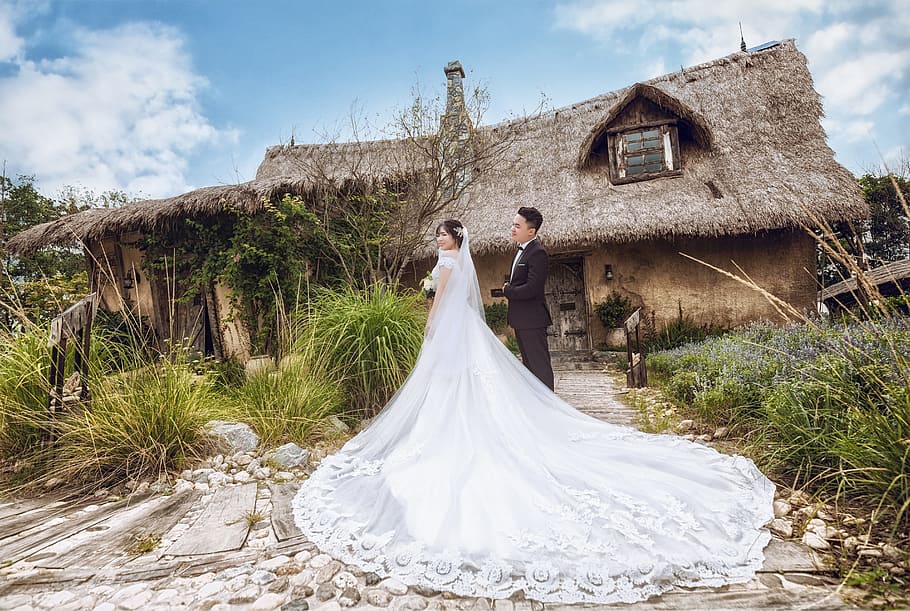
left=293, top=230, right=774, bottom=604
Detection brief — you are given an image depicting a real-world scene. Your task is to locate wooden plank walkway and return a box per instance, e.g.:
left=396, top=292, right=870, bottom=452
left=164, top=482, right=257, bottom=556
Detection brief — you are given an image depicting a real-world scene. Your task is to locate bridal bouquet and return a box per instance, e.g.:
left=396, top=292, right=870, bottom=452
left=422, top=272, right=437, bottom=298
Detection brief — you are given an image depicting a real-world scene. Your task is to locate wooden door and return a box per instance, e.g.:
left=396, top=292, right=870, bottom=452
left=544, top=257, right=589, bottom=353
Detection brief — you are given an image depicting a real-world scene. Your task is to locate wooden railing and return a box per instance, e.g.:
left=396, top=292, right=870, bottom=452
left=47, top=293, right=98, bottom=425
left=624, top=308, right=647, bottom=388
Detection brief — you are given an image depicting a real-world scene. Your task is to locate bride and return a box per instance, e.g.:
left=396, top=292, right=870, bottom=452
left=293, top=220, right=775, bottom=604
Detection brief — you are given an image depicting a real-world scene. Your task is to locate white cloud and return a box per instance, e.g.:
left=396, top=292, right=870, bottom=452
left=0, top=3, right=22, bottom=61
left=0, top=15, right=234, bottom=198
left=822, top=117, right=874, bottom=143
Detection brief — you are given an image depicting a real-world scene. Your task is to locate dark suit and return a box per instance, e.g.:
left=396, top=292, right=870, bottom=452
left=503, top=239, right=554, bottom=390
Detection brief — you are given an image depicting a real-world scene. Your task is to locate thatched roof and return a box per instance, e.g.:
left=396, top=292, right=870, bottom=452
left=11, top=39, right=865, bottom=257
left=258, top=39, right=866, bottom=256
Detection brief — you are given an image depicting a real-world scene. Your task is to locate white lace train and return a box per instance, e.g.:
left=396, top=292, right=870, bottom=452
left=292, top=247, right=774, bottom=604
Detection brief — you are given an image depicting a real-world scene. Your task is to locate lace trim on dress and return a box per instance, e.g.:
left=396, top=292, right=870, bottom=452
left=292, top=451, right=773, bottom=604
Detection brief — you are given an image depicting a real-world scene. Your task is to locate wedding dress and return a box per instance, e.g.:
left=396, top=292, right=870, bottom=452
left=292, top=228, right=774, bottom=604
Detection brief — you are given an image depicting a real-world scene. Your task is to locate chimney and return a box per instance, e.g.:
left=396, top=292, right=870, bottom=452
left=439, top=60, right=473, bottom=192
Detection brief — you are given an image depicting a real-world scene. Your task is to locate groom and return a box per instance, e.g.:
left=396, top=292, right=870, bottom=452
left=503, top=207, right=554, bottom=390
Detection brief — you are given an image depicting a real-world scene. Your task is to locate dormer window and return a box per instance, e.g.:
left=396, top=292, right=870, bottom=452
left=578, top=83, right=713, bottom=185
left=612, top=123, right=681, bottom=183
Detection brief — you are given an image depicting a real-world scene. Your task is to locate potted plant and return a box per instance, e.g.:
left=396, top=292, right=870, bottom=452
left=594, top=292, right=635, bottom=349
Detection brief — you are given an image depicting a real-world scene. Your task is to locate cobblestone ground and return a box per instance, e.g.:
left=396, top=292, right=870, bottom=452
left=0, top=369, right=864, bottom=610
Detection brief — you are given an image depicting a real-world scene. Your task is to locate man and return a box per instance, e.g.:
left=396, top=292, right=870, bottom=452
left=503, top=207, right=554, bottom=390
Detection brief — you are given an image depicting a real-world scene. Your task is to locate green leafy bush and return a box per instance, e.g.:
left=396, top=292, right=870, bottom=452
left=484, top=302, right=508, bottom=334
left=594, top=292, right=634, bottom=329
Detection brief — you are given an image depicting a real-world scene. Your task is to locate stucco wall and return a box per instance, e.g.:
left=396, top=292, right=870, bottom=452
left=465, top=229, right=816, bottom=348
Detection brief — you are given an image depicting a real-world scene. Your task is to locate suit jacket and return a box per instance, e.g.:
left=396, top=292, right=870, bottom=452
left=504, top=239, right=552, bottom=329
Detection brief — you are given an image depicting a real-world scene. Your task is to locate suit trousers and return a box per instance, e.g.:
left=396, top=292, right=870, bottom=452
left=515, top=327, right=554, bottom=391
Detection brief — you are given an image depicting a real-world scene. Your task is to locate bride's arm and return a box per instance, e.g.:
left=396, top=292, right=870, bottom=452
left=425, top=265, right=453, bottom=335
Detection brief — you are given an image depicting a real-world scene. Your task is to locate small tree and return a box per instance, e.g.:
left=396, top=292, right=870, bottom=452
left=0, top=172, right=93, bottom=328
left=288, top=77, right=542, bottom=286
left=817, top=162, right=910, bottom=288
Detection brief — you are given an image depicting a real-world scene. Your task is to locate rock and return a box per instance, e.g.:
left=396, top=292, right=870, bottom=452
left=882, top=544, right=903, bottom=561
left=275, top=471, right=295, bottom=481
left=294, top=550, right=314, bottom=564
left=208, top=472, right=231, bottom=487
left=316, top=582, right=336, bottom=601
left=133, top=481, right=150, bottom=495
left=338, top=587, right=361, bottom=607
left=37, top=590, right=76, bottom=607
left=198, top=581, right=225, bottom=598
left=252, top=592, right=287, bottom=610
left=713, top=426, right=729, bottom=439
left=682, top=434, right=696, bottom=441
left=696, top=433, right=713, bottom=442
left=333, top=571, right=358, bottom=589
left=802, top=531, right=830, bottom=551
left=204, top=420, right=260, bottom=454
left=193, top=468, right=215, bottom=482
left=677, top=419, right=695, bottom=431
left=259, top=555, right=292, bottom=572
left=269, top=576, right=290, bottom=593
left=251, top=569, right=278, bottom=585
left=119, top=589, right=153, bottom=610
left=42, top=478, right=61, bottom=491
left=272, top=443, right=310, bottom=469
left=316, top=560, right=342, bottom=584
left=365, top=588, right=394, bottom=607
left=412, top=585, right=440, bottom=597
left=309, top=553, right=333, bottom=569
left=769, top=518, right=793, bottom=539
left=229, top=586, right=261, bottom=604
left=858, top=548, right=883, bottom=559
left=788, top=490, right=812, bottom=507
left=772, top=500, right=791, bottom=518
left=806, top=518, right=826, bottom=533
left=282, top=600, right=310, bottom=611
left=221, top=564, right=255, bottom=579
left=234, top=471, right=253, bottom=484
left=236, top=454, right=254, bottom=467
left=816, top=508, right=834, bottom=521
left=379, top=577, right=409, bottom=596
left=364, top=571, right=382, bottom=586
left=253, top=467, right=271, bottom=480
left=329, top=415, right=350, bottom=433
left=398, top=596, right=429, bottom=610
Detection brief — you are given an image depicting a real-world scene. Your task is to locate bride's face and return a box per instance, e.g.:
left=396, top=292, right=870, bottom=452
left=436, top=227, right=457, bottom=250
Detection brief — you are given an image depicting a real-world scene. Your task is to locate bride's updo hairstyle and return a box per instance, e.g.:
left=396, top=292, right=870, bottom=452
left=436, top=219, right=465, bottom=248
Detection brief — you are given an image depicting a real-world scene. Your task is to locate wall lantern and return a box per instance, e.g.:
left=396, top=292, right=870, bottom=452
left=604, top=264, right=614, bottom=280
left=123, top=268, right=140, bottom=289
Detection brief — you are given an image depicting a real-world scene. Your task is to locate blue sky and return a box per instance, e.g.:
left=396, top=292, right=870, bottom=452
left=0, top=0, right=907, bottom=200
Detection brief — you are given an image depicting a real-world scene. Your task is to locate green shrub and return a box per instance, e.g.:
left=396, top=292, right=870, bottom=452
left=295, top=283, right=425, bottom=416
left=484, top=302, right=508, bottom=334
left=232, top=357, right=344, bottom=446
left=594, top=292, right=634, bottom=328
left=47, top=361, right=224, bottom=486
left=0, top=328, right=51, bottom=456
left=651, top=317, right=910, bottom=528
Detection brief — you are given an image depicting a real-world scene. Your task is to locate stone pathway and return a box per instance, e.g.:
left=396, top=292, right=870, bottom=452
left=0, top=369, right=860, bottom=610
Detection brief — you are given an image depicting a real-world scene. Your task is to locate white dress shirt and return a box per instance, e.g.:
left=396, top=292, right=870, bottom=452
left=510, top=237, right=537, bottom=281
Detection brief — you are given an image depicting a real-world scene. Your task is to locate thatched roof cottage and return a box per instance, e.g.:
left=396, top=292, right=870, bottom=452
left=10, top=39, right=866, bottom=357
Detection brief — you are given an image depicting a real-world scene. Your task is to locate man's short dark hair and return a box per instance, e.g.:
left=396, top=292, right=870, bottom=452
left=517, top=207, right=543, bottom=232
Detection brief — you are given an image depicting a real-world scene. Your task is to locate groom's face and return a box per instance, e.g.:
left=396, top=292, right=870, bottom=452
left=511, top=214, right=536, bottom=244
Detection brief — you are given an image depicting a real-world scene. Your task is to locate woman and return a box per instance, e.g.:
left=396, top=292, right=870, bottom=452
left=293, top=220, right=774, bottom=604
